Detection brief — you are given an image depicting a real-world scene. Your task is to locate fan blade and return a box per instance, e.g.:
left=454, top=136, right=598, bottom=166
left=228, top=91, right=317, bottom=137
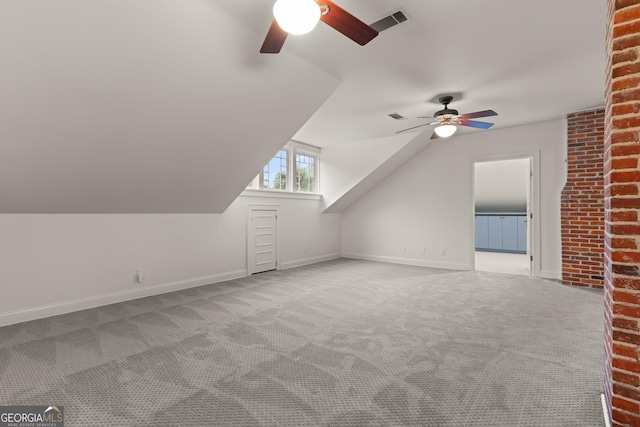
left=460, top=109, right=497, bottom=120
left=260, top=20, right=288, bottom=54
left=430, top=131, right=440, bottom=140
left=460, top=119, right=494, bottom=129
left=318, top=0, right=378, bottom=45
left=396, top=123, right=431, bottom=133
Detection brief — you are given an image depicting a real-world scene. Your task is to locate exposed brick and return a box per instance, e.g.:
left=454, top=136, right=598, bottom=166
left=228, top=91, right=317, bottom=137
left=613, top=369, right=640, bottom=386
left=616, top=278, right=640, bottom=291
left=613, top=49, right=639, bottom=66
left=614, top=316, right=640, bottom=332
left=614, top=34, right=640, bottom=51
left=613, top=63, right=640, bottom=79
left=612, top=238, right=639, bottom=249
left=611, top=184, right=639, bottom=196
left=614, top=382, right=640, bottom=402
left=613, top=395, right=640, bottom=413
left=603, top=3, right=640, bottom=424
left=613, top=263, right=640, bottom=276
left=614, top=342, right=640, bottom=359
left=562, top=109, right=605, bottom=290
left=612, top=408, right=640, bottom=426
left=614, top=4, right=640, bottom=23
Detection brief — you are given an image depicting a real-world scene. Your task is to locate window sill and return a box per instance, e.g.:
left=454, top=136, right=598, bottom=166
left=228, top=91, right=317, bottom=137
left=240, top=189, right=322, bottom=201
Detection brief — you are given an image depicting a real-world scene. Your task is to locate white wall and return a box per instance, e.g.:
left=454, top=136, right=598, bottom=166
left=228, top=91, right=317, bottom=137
left=0, top=194, right=341, bottom=325
left=341, top=119, right=567, bottom=279
left=475, top=158, right=530, bottom=214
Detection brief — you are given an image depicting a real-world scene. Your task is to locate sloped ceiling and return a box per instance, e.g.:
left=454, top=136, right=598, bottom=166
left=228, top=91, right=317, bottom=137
left=0, top=0, right=339, bottom=213
left=216, top=0, right=605, bottom=146
left=0, top=0, right=605, bottom=213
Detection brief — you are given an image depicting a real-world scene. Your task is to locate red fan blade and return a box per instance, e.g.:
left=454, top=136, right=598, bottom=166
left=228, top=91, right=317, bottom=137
left=460, top=109, right=497, bottom=120
left=318, top=0, right=378, bottom=45
left=260, top=20, right=288, bottom=54
left=396, top=123, right=431, bottom=134
left=459, top=119, right=494, bottom=129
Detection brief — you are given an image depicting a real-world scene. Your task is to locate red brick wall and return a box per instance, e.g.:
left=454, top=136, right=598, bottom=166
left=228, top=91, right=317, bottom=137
left=605, top=1, right=640, bottom=425
left=561, top=110, right=606, bottom=289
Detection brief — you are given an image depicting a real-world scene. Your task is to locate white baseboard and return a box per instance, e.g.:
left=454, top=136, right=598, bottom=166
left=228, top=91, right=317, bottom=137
left=539, top=270, right=562, bottom=280
left=0, top=269, right=247, bottom=327
left=280, top=253, right=341, bottom=270
left=341, top=253, right=468, bottom=271
left=601, top=394, right=611, bottom=427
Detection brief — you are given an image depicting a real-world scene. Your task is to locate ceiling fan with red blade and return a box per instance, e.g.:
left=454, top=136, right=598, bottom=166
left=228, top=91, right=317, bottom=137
left=260, top=0, right=379, bottom=54
left=396, top=96, right=498, bottom=139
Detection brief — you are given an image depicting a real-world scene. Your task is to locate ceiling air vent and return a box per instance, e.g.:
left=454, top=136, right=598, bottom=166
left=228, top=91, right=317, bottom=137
left=370, top=9, right=409, bottom=33
left=388, top=113, right=406, bottom=120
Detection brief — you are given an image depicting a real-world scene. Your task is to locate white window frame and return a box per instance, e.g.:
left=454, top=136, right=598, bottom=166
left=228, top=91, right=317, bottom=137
left=245, top=141, right=320, bottom=196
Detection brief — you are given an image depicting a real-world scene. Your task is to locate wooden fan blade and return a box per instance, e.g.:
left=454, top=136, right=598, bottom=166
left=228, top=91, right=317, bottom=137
left=396, top=123, right=431, bottom=133
left=460, top=119, right=494, bottom=129
left=460, top=109, right=497, bottom=120
left=318, top=0, right=378, bottom=45
left=260, top=20, right=288, bottom=54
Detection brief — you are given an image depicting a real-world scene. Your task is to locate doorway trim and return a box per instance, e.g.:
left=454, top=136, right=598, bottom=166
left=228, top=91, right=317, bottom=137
left=247, top=203, right=281, bottom=275
left=470, top=151, right=541, bottom=277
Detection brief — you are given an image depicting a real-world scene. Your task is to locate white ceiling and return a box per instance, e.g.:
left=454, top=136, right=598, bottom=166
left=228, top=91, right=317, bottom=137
left=0, top=0, right=606, bottom=213
left=215, top=0, right=606, bottom=146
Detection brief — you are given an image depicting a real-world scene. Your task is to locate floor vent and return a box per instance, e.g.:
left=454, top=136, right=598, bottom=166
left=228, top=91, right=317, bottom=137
left=370, top=9, right=409, bottom=32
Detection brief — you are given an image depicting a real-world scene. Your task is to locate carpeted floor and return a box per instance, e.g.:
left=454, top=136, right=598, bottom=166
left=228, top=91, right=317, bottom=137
left=0, top=259, right=604, bottom=426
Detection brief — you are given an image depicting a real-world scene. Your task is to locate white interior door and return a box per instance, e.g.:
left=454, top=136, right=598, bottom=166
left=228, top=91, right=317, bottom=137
left=248, top=208, right=278, bottom=275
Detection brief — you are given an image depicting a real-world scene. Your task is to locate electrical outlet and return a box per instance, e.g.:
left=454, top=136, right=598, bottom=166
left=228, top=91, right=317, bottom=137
left=136, top=268, right=144, bottom=283
left=402, top=245, right=407, bottom=253
left=440, top=248, right=446, bottom=256
left=420, top=247, right=426, bottom=254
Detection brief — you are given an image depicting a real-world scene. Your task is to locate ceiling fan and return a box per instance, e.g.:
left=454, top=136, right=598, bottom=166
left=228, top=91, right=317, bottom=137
left=396, top=96, right=498, bottom=139
left=260, top=0, right=379, bottom=54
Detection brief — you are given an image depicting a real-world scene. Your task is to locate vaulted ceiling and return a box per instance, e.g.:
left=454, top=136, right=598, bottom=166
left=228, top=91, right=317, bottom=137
left=0, top=0, right=605, bottom=213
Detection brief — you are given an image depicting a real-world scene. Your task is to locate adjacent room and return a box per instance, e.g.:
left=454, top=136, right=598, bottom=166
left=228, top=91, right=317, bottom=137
left=0, top=0, right=625, bottom=426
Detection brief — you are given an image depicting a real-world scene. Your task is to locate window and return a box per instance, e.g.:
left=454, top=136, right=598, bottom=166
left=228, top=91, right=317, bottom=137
left=263, top=149, right=288, bottom=190
left=296, top=152, right=315, bottom=193
left=246, top=142, right=319, bottom=195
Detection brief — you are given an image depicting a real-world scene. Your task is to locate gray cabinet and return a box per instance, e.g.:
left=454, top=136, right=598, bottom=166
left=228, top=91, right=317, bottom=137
left=475, top=214, right=527, bottom=254
left=475, top=215, right=489, bottom=249
left=517, top=216, right=527, bottom=252
left=488, top=216, right=503, bottom=250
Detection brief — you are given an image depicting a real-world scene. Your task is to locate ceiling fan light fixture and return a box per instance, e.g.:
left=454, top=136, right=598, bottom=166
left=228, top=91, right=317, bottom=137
left=434, top=123, right=457, bottom=138
left=273, top=0, right=321, bottom=35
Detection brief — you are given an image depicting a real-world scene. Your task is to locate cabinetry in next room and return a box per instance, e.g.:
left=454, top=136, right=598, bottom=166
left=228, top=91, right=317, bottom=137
left=475, top=215, right=527, bottom=254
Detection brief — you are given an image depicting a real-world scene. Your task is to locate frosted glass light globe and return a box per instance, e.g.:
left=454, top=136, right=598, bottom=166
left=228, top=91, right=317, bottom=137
left=273, top=0, right=321, bottom=35
left=434, top=124, right=457, bottom=138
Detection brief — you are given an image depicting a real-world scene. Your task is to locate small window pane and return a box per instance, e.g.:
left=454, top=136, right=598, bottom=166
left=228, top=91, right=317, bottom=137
left=296, top=153, right=316, bottom=192
left=263, top=150, right=288, bottom=190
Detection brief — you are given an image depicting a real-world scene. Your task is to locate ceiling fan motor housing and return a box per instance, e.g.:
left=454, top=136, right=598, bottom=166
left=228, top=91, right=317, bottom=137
left=434, top=96, right=458, bottom=119
left=434, top=108, right=459, bottom=118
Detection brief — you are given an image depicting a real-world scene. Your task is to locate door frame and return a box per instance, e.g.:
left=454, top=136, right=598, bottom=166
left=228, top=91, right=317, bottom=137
left=470, top=152, right=540, bottom=276
left=247, top=203, right=281, bottom=275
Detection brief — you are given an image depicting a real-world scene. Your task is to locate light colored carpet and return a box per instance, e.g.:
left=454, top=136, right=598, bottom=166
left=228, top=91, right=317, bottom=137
left=0, top=259, right=604, bottom=426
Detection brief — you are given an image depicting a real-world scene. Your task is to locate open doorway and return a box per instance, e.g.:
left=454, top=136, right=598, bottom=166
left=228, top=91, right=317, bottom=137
left=474, top=158, right=532, bottom=275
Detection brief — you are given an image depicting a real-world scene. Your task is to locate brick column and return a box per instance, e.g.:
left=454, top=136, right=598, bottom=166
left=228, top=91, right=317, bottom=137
left=605, top=0, right=640, bottom=425
left=561, top=109, right=605, bottom=289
